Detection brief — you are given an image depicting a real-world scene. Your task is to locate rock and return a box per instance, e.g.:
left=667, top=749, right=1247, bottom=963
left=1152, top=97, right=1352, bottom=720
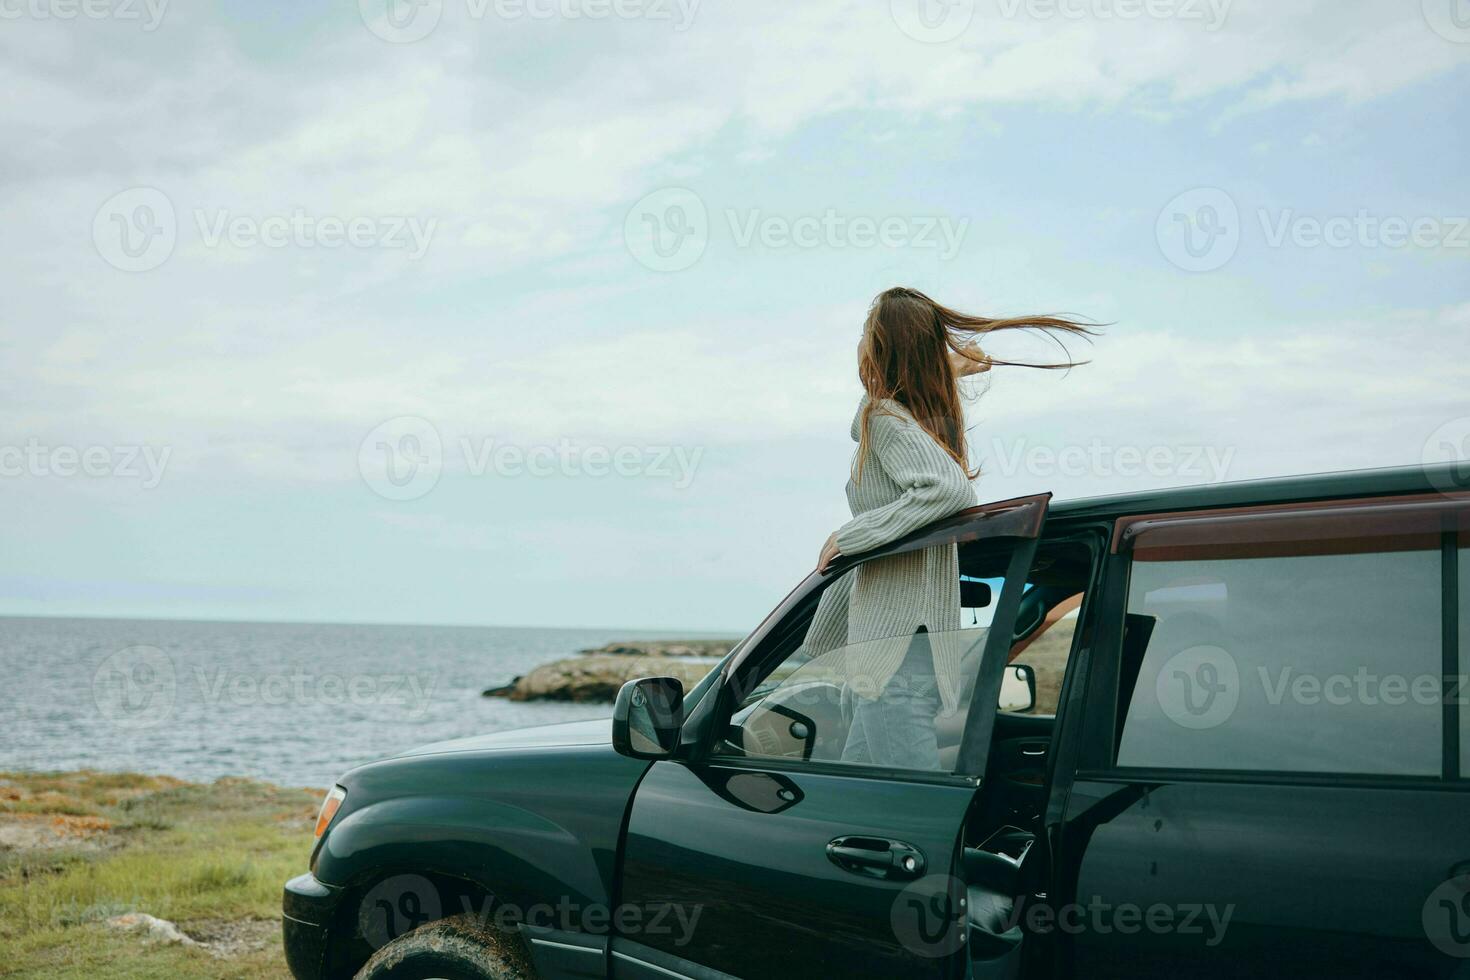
left=480, top=677, right=521, bottom=697
left=186, top=917, right=281, bottom=959
left=576, top=639, right=737, bottom=659
left=106, top=913, right=199, bottom=947
left=483, top=655, right=717, bottom=702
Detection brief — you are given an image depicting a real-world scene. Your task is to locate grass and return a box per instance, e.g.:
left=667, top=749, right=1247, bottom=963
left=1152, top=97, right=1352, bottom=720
left=0, top=770, right=323, bottom=979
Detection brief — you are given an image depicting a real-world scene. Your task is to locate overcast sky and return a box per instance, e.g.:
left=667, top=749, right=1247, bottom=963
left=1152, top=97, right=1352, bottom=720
left=2, top=0, right=1467, bottom=631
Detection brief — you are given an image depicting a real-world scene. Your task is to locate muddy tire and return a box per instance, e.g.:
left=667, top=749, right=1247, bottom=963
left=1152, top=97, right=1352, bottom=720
left=352, top=913, right=535, bottom=980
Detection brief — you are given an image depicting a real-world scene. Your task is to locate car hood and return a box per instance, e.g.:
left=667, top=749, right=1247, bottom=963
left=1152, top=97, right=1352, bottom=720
left=396, top=717, right=612, bottom=758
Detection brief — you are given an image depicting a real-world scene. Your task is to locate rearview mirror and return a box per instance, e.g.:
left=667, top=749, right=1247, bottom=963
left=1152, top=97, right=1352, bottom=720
left=998, top=664, right=1037, bottom=713
left=613, top=677, right=685, bottom=759
left=960, top=579, right=993, bottom=608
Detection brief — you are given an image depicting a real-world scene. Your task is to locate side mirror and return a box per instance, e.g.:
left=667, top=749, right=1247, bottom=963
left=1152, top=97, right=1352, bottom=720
left=999, top=664, right=1037, bottom=713
left=613, top=677, right=685, bottom=759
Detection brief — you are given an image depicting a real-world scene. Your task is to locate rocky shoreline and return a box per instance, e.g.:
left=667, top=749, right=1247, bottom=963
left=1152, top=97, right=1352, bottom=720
left=574, top=638, right=737, bottom=659
left=483, top=639, right=738, bottom=702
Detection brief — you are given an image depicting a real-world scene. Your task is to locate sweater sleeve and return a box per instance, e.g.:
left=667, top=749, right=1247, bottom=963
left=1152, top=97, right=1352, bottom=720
left=800, top=568, right=852, bottom=657
left=833, top=408, right=976, bottom=556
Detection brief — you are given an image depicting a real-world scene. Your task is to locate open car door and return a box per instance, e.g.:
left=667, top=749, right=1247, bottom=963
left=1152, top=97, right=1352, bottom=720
left=611, top=494, right=1050, bottom=980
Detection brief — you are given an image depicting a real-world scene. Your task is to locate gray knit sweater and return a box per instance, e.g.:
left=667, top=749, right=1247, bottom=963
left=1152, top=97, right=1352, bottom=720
left=804, top=395, right=977, bottom=713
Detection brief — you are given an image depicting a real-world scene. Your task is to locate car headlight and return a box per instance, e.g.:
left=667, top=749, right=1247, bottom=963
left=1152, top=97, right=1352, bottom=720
left=314, top=785, right=347, bottom=840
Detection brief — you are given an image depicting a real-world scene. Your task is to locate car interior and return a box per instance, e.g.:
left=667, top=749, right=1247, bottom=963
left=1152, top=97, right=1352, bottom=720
left=959, top=538, right=1093, bottom=978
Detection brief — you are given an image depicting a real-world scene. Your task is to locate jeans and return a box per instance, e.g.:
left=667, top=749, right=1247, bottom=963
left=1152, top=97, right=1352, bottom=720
left=841, top=628, right=942, bottom=771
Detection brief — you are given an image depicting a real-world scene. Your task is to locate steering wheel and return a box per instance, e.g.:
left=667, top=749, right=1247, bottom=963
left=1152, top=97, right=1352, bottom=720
left=733, top=681, right=847, bottom=761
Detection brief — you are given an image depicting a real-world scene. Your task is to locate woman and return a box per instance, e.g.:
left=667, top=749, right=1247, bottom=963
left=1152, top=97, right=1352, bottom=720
left=807, top=287, right=1091, bottom=770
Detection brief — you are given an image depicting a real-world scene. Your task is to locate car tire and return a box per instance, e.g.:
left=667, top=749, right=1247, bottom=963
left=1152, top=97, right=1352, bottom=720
left=352, top=913, right=536, bottom=980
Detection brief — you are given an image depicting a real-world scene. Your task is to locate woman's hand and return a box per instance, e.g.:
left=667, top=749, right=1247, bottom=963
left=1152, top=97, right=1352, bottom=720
left=818, top=532, right=842, bottom=572
left=950, top=342, right=992, bottom=377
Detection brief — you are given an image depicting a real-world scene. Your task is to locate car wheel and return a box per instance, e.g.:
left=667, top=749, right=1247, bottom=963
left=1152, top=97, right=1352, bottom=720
left=352, top=913, right=535, bottom=980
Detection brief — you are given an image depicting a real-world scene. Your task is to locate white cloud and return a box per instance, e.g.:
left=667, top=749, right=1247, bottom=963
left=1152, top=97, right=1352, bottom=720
left=11, top=292, right=1465, bottom=492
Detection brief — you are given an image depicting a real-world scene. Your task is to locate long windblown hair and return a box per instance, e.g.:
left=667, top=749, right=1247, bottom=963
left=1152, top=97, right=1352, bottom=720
left=855, top=286, right=1096, bottom=481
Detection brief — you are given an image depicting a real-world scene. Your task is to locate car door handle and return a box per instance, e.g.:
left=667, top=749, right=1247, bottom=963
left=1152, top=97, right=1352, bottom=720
left=826, top=836, right=926, bottom=880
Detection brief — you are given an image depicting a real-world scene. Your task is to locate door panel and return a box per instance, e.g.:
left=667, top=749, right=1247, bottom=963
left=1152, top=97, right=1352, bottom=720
left=1060, top=778, right=1468, bottom=978
left=616, top=762, right=975, bottom=978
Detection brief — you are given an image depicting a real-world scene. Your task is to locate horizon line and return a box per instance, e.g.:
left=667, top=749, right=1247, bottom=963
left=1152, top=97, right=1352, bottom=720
left=0, top=610, right=746, bottom=637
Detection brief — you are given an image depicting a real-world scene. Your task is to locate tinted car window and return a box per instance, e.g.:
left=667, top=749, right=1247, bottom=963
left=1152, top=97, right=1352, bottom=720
left=1116, top=548, right=1442, bottom=775
left=1007, top=605, right=1079, bottom=715
left=715, top=539, right=1021, bottom=774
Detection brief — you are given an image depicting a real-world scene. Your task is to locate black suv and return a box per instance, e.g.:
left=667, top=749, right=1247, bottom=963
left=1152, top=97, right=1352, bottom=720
left=284, top=464, right=1470, bottom=979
